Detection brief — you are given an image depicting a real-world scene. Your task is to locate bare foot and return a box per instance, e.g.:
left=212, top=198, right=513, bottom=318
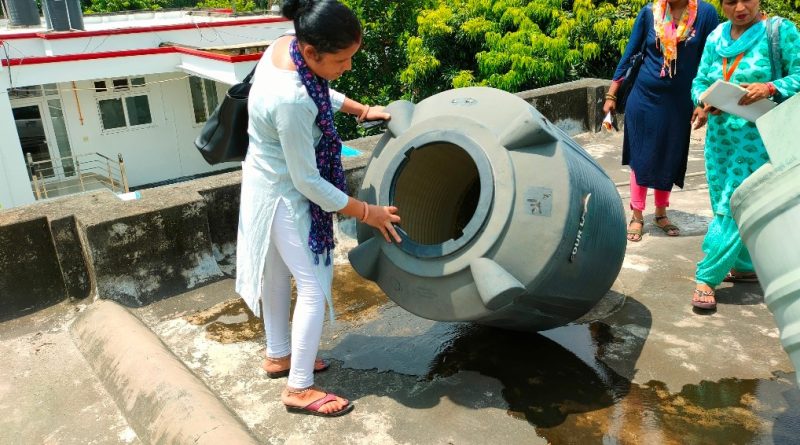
left=282, top=387, right=350, bottom=415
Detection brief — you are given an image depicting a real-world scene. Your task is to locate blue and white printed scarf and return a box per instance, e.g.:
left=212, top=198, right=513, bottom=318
left=289, top=38, right=348, bottom=266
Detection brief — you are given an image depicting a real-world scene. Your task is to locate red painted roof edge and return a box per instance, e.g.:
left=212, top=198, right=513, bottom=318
left=1, top=46, right=263, bottom=66
left=0, top=16, right=288, bottom=41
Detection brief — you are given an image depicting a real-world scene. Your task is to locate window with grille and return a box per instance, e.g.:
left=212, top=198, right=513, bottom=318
left=188, top=76, right=219, bottom=124
left=94, top=77, right=153, bottom=131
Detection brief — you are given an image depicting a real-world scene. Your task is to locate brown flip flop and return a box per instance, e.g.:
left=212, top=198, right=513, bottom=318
left=285, top=392, right=354, bottom=417
left=654, top=215, right=680, bottom=236
left=691, top=288, right=716, bottom=311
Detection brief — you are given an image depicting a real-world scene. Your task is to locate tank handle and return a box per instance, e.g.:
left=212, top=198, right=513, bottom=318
left=470, top=258, right=526, bottom=310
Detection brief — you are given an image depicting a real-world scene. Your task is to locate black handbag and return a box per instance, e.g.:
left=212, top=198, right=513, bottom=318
left=616, top=37, right=647, bottom=114
left=194, top=66, right=257, bottom=165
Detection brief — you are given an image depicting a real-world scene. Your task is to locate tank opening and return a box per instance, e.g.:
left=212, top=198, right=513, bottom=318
left=392, top=142, right=481, bottom=246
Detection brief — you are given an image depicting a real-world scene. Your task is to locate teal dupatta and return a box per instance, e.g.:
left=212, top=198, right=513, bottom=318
left=716, top=19, right=766, bottom=57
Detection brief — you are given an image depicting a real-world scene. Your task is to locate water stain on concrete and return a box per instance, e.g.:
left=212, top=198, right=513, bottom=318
left=185, top=299, right=263, bottom=344
left=183, top=264, right=388, bottom=343
left=426, top=323, right=800, bottom=444
left=332, top=264, right=389, bottom=322
left=534, top=375, right=800, bottom=445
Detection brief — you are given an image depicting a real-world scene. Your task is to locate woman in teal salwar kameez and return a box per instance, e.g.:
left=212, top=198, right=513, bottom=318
left=690, top=0, right=800, bottom=310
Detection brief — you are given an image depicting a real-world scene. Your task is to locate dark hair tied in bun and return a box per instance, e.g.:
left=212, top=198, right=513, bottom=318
left=281, top=0, right=314, bottom=21
left=283, top=0, right=361, bottom=55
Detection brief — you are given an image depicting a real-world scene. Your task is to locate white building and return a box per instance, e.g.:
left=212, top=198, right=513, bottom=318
left=0, top=10, right=292, bottom=209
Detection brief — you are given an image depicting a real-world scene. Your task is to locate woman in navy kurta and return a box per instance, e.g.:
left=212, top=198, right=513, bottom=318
left=604, top=0, right=718, bottom=241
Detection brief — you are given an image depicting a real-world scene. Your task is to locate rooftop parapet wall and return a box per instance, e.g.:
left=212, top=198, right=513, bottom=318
left=0, top=79, right=611, bottom=319
left=517, top=78, right=611, bottom=135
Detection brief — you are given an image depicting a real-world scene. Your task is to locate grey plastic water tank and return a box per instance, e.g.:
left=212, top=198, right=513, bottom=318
left=42, top=0, right=84, bottom=31
left=348, top=87, right=626, bottom=331
left=5, top=0, right=40, bottom=27
left=731, top=94, right=800, bottom=385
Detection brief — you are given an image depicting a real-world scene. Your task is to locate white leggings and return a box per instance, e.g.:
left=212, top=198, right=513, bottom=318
left=262, top=200, right=326, bottom=389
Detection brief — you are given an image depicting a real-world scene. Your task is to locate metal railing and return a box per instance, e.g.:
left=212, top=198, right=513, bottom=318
left=26, top=152, right=129, bottom=200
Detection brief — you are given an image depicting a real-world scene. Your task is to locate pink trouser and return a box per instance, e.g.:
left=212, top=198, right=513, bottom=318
left=629, top=170, right=671, bottom=211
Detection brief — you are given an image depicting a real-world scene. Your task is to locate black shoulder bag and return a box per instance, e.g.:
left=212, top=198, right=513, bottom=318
left=194, top=65, right=257, bottom=165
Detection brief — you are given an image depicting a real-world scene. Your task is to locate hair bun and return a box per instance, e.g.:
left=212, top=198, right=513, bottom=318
left=282, top=0, right=315, bottom=20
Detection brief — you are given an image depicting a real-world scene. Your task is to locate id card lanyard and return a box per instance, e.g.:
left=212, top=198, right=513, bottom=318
left=722, top=53, right=744, bottom=81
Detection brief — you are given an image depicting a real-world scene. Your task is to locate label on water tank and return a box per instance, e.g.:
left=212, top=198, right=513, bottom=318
left=450, top=97, right=478, bottom=106
left=525, top=187, right=552, bottom=217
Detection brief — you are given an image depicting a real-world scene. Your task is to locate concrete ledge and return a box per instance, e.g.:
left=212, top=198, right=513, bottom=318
left=79, top=188, right=224, bottom=307
left=0, top=193, right=96, bottom=308
left=517, top=78, right=610, bottom=135
left=71, top=300, right=259, bottom=445
left=0, top=215, right=65, bottom=319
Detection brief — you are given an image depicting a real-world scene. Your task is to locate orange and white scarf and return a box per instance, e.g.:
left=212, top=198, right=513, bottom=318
left=653, top=0, right=698, bottom=77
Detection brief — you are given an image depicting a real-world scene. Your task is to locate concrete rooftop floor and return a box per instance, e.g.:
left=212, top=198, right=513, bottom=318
left=1, top=127, right=798, bottom=445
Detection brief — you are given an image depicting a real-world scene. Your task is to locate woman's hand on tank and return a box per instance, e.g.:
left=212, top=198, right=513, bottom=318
left=365, top=204, right=401, bottom=243
left=364, top=105, right=391, bottom=122
left=738, top=83, right=772, bottom=106
left=691, top=106, right=708, bottom=130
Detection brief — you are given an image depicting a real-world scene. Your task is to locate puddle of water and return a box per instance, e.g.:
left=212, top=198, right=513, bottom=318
left=427, top=323, right=630, bottom=427
left=183, top=264, right=389, bottom=343
left=427, top=322, right=800, bottom=444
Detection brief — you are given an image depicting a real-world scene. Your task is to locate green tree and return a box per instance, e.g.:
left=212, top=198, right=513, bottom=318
left=401, top=0, right=798, bottom=101
left=401, top=0, right=655, bottom=100
left=332, top=0, right=430, bottom=139
left=83, top=0, right=166, bottom=13
left=194, top=0, right=258, bottom=13
left=762, top=0, right=800, bottom=24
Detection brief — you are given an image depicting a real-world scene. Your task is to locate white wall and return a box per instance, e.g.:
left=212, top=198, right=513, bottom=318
left=58, top=72, right=235, bottom=188
left=156, top=73, right=239, bottom=180
left=0, top=94, right=36, bottom=209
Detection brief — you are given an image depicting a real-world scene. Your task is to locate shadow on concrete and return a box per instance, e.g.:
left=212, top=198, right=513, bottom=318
left=423, top=322, right=634, bottom=426
left=645, top=209, right=711, bottom=238
left=330, top=296, right=651, bottom=428
left=714, top=283, right=765, bottom=306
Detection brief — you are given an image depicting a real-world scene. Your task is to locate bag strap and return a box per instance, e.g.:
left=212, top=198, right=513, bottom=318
left=240, top=30, right=294, bottom=85
left=242, top=65, right=258, bottom=84
left=766, top=16, right=784, bottom=81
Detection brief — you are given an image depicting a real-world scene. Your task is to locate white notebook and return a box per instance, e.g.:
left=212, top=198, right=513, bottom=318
left=699, top=80, right=777, bottom=122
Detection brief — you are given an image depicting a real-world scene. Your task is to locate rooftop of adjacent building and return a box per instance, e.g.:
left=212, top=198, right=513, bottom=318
left=0, top=8, right=284, bottom=37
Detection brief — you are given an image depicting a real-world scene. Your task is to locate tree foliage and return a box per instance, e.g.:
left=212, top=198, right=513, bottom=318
left=83, top=0, right=165, bottom=13
left=331, top=0, right=428, bottom=138
left=400, top=0, right=799, bottom=101
left=401, top=0, right=652, bottom=100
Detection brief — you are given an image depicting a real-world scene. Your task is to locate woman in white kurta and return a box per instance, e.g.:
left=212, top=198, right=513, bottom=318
left=236, top=0, right=400, bottom=417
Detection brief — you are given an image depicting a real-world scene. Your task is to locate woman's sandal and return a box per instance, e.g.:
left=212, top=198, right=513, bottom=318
left=691, top=288, right=717, bottom=311
left=722, top=270, right=758, bottom=283
left=627, top=217, right=645, bottom=242
left=285, top=392, right=354, bottom=417
left=654, top=215, right=680, bottom=236
left=263, top=357, right=330, bottom=379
